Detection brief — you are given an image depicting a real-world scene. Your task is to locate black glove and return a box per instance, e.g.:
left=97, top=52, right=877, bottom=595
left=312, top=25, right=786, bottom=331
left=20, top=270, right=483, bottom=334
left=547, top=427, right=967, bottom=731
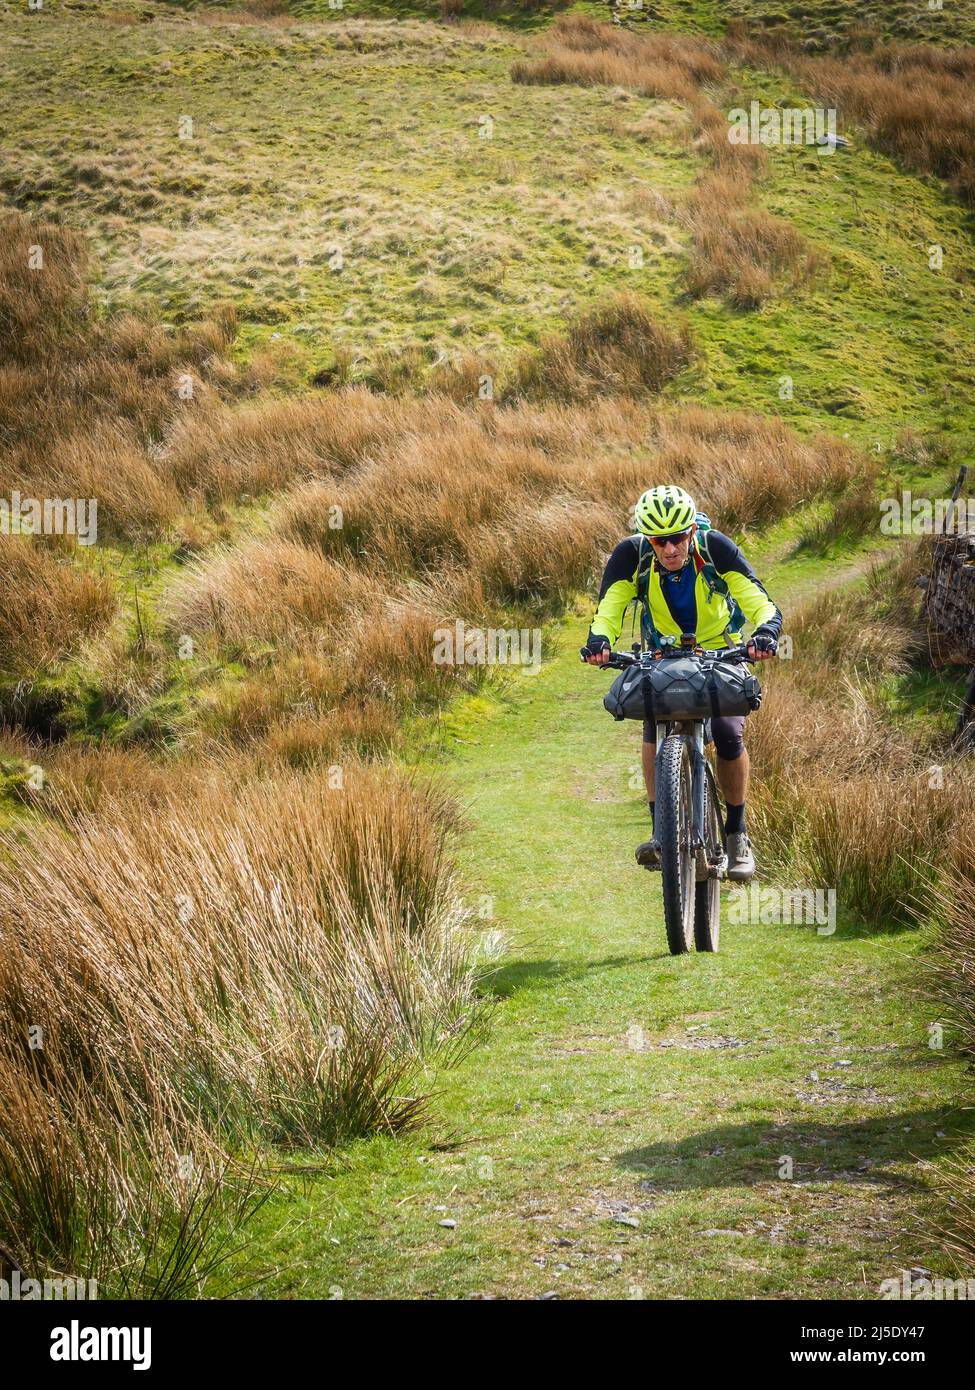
left=580, top=636, right=611, bottom=662
left=749, top=629, right=777, bottom=655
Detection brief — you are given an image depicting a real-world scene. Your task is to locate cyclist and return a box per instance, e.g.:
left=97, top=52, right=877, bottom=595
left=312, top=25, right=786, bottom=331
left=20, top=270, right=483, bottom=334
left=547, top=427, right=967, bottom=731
left=583, top=485, right=781, bottom=881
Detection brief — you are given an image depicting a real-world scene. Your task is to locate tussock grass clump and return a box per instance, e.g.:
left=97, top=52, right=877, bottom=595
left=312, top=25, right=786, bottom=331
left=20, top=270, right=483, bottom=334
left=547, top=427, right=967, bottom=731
left=505, top=293, right=694, bottom=402
left=0, top=539, right=117, bottom=679
left=164, top=389, right=412, bottom=504
left=0, top=217, right=89, bottom=366
left=683, top=184, right=821, bottom=308
left=0, top=212, right=249, bottom=541
left=646, top=406, right=858, bottom=531
left=162, top=538, right=375, bottom=654
left=926, top=818, right=975, bottom=1266
left=930, top=823, right=975, bottom=1074
left=512, top=15, right=725, bottom=103
left=0, top=761, right=482, bottom=1290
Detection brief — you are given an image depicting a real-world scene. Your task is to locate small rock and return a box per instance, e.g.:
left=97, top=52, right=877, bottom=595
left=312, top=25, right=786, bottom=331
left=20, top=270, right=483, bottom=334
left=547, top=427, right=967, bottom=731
left=539, top=1291, right=559, bottom=1300
left=700, top=1228, right=744, bottom=1238
left=438, top=1218, right=457, bottom=1229
left=615, top=1215, right=640, bottom=1228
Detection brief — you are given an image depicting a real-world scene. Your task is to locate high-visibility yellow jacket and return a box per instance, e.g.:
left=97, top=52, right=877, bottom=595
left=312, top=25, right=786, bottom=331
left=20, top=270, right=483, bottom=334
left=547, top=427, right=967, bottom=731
left=587, top=530, right=781, bottom=650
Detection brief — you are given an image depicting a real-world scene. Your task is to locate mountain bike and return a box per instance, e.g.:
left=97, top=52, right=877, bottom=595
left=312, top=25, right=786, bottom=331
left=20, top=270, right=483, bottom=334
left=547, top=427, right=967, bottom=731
left=600, top=639, right=759, bottom=956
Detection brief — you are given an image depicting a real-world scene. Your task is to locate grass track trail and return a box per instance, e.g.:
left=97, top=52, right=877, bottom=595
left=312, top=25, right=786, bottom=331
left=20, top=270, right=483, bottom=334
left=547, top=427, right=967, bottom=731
left=236, top=564, right=974, bottom=1300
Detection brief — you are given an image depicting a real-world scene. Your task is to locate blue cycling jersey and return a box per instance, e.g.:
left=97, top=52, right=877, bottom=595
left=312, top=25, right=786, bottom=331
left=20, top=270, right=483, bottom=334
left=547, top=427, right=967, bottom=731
left=658, top=562, right=698, bottom=637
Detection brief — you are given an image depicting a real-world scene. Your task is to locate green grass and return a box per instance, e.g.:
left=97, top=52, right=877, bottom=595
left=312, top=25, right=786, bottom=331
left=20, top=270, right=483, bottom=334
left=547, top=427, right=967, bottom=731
left=220, top=575, right=974, bottom=1298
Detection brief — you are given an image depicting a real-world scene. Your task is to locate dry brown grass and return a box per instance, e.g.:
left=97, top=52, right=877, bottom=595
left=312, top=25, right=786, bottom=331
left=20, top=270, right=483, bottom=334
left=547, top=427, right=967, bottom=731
left=932, top=823, right=975, bottom=1069
left=0, top=760, right=482, bottom=1288
left=141, top=388, right=862, bottom=751
left=0, top=538, right=117, bottom=679
left=926, top=813, right=975, bottom=1266
left=0, top=212, right=256, bottom=541
left=645, top=405, right=858, bottom=530
left=505, top=293, right=694, bottom=402
left=0, top=205, right=858, bottom=756
left=162, top=538, right=375, bottom=655
left=745, top=542, right=964, bottom=927
left=195, top=0, right=295, bottom=25
left=163, top=389, right=412, bottom=505
left=512, top=15, right=725, bottom=103
left=683, top=177, right=821, bottom=308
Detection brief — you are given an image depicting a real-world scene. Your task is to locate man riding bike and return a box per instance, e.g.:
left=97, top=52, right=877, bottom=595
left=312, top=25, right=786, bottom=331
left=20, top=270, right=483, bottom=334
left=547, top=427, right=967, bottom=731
left=583, top=485, right=781, bottom=881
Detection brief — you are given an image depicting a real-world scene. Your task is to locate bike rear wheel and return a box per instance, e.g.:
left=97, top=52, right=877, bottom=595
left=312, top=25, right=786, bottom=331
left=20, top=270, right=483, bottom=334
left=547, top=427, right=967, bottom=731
left=657, top=733, right=695, bottom=954
left=694, top=764, right=723, bottom=953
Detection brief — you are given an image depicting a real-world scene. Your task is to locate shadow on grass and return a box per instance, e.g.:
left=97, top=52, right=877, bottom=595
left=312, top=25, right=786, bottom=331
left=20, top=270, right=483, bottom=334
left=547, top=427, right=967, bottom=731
left=615, top=1107, right=975, bottom=1193
left=481, top=951, right=672, bottom=998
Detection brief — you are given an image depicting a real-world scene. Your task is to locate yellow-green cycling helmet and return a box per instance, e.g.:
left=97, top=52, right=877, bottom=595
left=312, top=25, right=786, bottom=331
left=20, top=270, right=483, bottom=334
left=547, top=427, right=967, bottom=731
left=634, top=485, right=697, bottom=538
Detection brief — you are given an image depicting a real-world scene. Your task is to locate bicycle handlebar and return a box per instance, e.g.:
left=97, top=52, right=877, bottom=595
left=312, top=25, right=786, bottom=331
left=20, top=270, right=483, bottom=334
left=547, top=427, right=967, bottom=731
left=579, top=642, right=757, bottom=669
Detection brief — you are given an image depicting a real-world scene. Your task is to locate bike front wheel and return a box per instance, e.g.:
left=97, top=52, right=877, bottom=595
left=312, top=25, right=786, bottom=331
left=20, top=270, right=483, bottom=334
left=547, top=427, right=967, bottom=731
left=656, top=733, right=695, bottom=955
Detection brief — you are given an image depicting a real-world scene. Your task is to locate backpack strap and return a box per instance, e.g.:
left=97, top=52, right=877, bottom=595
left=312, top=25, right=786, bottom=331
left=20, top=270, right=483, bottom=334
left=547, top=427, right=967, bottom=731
left=634, top=535, right=659, bottom=650
left=691, top=533, right=747, bottom=637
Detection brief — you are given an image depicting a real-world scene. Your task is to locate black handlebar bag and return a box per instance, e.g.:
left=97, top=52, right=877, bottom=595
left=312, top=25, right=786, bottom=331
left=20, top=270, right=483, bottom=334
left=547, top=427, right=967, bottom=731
left=604, top=657, right=762, bottom=722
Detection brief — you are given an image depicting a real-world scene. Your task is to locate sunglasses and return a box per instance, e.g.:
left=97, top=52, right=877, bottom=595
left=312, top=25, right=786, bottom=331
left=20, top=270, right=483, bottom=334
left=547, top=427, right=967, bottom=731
left=649, top=529, right=692, bottom=548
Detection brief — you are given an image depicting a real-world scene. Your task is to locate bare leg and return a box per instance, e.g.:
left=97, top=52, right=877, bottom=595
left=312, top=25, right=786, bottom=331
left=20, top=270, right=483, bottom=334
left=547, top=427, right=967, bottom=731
left=642, top=740, right=655, bottom=801
left=715, top=747, right=749, bottom=806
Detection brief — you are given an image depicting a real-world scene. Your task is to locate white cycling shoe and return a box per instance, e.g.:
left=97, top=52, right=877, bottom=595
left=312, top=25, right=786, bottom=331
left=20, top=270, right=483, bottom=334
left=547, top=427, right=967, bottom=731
left=726, top=831, right=756, bottom=881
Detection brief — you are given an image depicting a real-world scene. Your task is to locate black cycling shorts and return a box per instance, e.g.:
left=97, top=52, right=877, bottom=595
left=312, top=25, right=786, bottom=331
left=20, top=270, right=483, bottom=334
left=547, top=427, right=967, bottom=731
left=642, top=714, right=746, bottom=761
